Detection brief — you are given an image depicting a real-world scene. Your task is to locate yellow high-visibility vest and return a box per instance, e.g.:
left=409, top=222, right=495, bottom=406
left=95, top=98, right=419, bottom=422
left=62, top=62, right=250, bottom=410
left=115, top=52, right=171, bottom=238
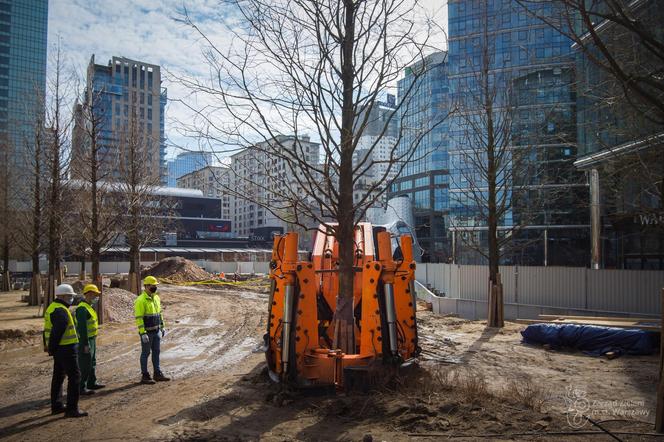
left=134, top=291, right=164, bottom=334
left=77, top=301, right=98, bottom=337
left=44, top=302, right=79, bottom=348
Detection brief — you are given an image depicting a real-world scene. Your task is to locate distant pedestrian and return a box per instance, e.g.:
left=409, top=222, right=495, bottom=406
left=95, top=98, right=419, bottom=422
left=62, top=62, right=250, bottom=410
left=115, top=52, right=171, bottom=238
left=76, top=284, right=106, bottom=395
left=134, top=276, right=170, bottom=384
left=43, top=284, right=88, bottom=417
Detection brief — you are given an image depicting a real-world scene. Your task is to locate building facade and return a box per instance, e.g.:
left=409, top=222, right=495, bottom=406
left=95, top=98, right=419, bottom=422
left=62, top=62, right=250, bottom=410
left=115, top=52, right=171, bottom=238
left=1, top=0, right=48, bottom=183
left=230, top=135, right=321, bottom=240
left=176, top=165, right=232, bottom=220
left=166, top=151, right=211, bottom=186
left=353, top=95, right=399, bottom=207
left=573, top=0, right=664, bottom=270
left=445, top=0, right=588, bottom=266
left=71, top=55, right=167, bottom=184
left=389, top=51, right=451, bottom=262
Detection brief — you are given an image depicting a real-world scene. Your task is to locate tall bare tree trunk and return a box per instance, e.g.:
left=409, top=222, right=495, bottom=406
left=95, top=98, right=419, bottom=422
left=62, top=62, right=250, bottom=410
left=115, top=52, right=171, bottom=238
left=480, top=3, right=503, bottom=328
left=330, top=0, right=358, bottom=353
left=2, top=234, right=9, bottom=292
left=90, top=139, right=101, bottom=283
left=0, top=146, right=10, bottom=293
left=79, top=255, right=86, bottom=280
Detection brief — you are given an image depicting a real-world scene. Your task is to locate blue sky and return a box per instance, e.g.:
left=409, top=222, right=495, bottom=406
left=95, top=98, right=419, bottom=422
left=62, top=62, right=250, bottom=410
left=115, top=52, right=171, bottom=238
left=48, top=0, right=447, bottom=161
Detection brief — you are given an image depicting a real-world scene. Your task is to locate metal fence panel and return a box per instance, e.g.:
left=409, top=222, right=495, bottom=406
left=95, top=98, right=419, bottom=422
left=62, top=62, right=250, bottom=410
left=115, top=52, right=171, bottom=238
left=516, top=266, right=587, bottom=309
left=500, top=266, right=516, bottom=303
left=458, top=265, right=489, bottom=301
left=587, top=269, right=663, bottom=314
left=415, top=264, right=427, bottom=283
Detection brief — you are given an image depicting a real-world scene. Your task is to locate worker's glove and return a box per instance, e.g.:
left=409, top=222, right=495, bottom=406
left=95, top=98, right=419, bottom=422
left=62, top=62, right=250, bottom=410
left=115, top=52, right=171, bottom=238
left=160, top=328, right=166, bottom=338
left=140, top=334, right=149, bottom=344
left=82, top=345, right=90, bottom=354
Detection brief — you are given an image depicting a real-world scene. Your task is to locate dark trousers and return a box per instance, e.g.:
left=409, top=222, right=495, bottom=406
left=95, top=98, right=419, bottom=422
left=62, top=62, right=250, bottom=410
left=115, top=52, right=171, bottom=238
left=140, top=331, right=161, bottom=375
left=78, top=336, right=97, bottom=390
left=51, top=344, right=81, bottom=411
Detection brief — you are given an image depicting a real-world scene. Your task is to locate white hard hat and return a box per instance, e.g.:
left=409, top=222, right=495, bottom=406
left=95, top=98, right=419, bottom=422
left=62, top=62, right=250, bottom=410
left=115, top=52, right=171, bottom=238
left=55, top=284, right=76, bottom=296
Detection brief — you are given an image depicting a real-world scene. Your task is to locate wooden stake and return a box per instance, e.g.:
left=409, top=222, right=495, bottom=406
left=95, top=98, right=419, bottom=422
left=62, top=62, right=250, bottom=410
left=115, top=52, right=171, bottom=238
left=487, top=282, right=495, bottom=326
left=656, top=288, right=664, bottom=433
left=96, top=275, right=104, bottom=325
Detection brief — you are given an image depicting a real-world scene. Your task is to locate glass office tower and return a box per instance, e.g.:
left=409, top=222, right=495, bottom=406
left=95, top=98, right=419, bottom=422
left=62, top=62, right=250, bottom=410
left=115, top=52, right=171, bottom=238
left=0, top=0, right=48, bottom=179
left=446, top=0, right=588, bottom=266
left=71, top=55, right=168, bottom=184
left=390, top=52, right=451, bottom=262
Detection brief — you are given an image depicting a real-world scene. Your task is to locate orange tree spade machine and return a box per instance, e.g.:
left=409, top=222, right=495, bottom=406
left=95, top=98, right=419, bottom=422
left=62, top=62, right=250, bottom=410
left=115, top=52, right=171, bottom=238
left=265, top=222, right=420, bottom=388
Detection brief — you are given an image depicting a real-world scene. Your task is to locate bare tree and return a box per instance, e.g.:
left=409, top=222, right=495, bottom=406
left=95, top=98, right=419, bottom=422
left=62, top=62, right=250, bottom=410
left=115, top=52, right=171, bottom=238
left=115, top=104, right=169, bottom=295
left=69, top=75, right=121, bottom=285
left=174, top=0, right=449, bottom=352
left=449, top=16, right=514, bottom=327
left=448, top=1, right=583, bottom=326
left=43, top=42, right=77, bottom=304
left=0, top=139, right=12, bottom=291
left=11, top=93, right=49, bottom=305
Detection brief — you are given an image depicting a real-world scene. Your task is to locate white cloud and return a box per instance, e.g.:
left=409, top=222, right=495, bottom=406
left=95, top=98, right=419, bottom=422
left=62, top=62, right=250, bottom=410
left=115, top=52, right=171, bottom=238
left=48, top=0, right=448, bottom=161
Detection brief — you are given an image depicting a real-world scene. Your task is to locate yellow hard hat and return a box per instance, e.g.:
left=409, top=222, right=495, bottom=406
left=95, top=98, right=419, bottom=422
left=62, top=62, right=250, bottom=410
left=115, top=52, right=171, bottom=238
left=143, top=275, right=159, bottom=286
left=83, top=284, right=101, bottom=294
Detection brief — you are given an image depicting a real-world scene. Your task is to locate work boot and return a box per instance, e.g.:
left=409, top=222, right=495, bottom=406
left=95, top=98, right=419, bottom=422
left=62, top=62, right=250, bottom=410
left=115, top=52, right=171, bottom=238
left=88, top=383, right=106, bottom=390
left=80, top=388, right=95, bottom=396
left=51, top=405, right=66, bottom=415
left=141, top=373, right=156, bottom=384
left=64, top=409, right=89, bottom=418
left=154, top=371, right=171, bottom=382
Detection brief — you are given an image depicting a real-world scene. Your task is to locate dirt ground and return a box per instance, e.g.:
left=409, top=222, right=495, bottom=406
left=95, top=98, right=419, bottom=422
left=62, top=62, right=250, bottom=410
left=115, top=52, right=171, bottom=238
left=0, top=285, right=660, bottom=441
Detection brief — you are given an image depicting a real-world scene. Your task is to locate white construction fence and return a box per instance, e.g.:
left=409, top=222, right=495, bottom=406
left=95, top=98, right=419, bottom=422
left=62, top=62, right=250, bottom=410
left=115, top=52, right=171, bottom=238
left=9, top=260, right=271, bottom=276
left=415, top=263, right=663, bottom=320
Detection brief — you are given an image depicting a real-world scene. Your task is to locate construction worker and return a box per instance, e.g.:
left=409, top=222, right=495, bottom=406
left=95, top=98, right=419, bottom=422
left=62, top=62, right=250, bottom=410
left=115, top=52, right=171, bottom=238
left=43, top=284, right=88, bottom=418
left=135, top=276, right=170, bottom=384
left=76, top=284, right=106, bottom=395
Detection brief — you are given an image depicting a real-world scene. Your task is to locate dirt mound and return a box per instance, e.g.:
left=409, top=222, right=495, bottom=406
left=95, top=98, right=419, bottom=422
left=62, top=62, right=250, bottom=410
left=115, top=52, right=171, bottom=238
left=0, top=329, right=40, bottom=340
left=141, top=257, right=212, bottom=283
left=103, top=288, right=137, bottom=322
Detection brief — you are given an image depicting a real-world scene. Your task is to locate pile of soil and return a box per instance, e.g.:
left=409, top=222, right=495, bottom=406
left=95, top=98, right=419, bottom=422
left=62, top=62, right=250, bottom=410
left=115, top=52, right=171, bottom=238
left=102, top=288, right=137, bottom=323
left=0, top=329, right=40, bottom=340
left=141, top=257, right=212, bottom=283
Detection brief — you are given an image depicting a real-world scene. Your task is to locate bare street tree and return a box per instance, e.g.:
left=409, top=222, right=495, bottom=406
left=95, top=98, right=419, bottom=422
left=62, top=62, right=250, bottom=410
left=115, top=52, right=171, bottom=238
left=449, top=1, right=584, bottom=326
left=115, top=103, right=169, bottom=295
left=70, top=74, right=121, bottom=286
left=43, top=43, right=77, bottom=305
left=11, top=93, right=49, bottom=305
left=0, top=140, right=12, bottom=291
left=175, top=0, right=449, bottom=353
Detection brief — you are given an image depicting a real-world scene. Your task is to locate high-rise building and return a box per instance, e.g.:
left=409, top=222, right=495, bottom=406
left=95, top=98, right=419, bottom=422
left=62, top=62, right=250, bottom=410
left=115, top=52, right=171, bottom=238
left=444, top=0, right=588, bottom=266
left=230, top=135, right=320, bottom=239
left=71, top=55, right=167, bottom=183
left=176, top=165, right=232, bottom=220
left=166, top=151, right=211, bottom=187
left=0, top=0, right=48, bottom=179
left=389, top=51, right=451, bottom=262
left=353, top=95, right=399, bottom=207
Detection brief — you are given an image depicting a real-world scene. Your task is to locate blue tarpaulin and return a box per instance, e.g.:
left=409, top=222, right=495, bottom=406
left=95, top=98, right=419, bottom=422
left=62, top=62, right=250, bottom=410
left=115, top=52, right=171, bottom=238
left=521, top=323, right=659, bottom=357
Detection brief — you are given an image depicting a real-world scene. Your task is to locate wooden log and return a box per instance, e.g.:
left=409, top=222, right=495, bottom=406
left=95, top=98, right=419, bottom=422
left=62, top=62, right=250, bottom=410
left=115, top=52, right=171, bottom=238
left=656, top=288, right=664, bottom=433
left=497, top=281, right=504, bottom=327
left=539, top=314, right=660, bottom=323
left=96, top=275, right=104, bottom=325
left=487, top=283, right=495, bottom=326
